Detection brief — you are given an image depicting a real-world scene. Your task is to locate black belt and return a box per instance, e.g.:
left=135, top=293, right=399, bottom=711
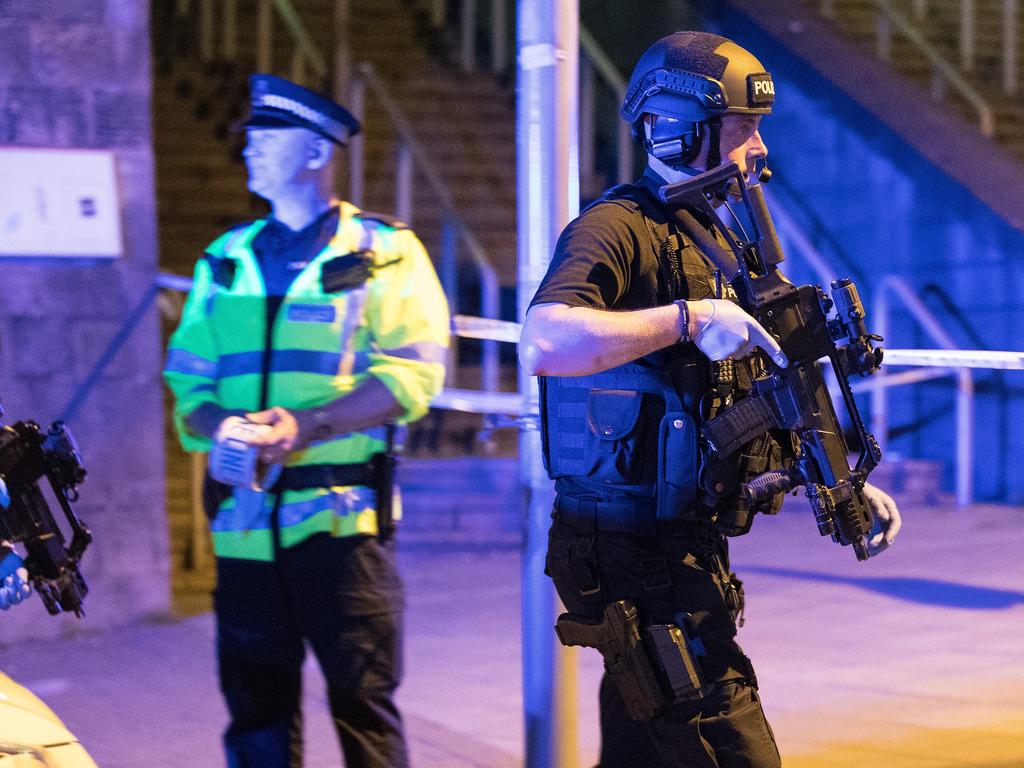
left=271, top=461, right=379, bottom=493
left=553, top=495, right=717, bottom=538
left=553, top=495, right=659, bottom=535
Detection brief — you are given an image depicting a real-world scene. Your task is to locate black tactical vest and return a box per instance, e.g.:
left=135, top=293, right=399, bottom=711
left=540, top=183, right=728, bottom=529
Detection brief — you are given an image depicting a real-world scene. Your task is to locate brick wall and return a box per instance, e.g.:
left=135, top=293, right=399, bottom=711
left=0, top=0, right=168, bottom=641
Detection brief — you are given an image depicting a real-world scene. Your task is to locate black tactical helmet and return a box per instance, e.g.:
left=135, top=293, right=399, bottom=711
left=621, top=32, right=775, bottom=169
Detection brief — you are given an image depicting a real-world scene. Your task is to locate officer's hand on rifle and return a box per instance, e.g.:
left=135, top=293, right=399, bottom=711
left=862, top=481, right=901, bottom=557
left=690, top=299, right=788, bottom=367
left=0, top=547, right=32, bottom=610
left=244, top=407, right=302, bottom=464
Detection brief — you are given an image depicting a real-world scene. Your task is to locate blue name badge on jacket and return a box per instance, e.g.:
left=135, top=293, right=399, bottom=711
left=288, top=303, right=337, bottom=323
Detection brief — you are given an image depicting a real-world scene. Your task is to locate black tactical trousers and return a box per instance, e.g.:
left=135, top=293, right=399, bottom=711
left=215, top=533, right=407, bottom=768
left=546, top=517, right=781, bottom=768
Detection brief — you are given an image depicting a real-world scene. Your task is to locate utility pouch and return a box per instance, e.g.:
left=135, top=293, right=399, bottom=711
left=656, top=410, right=698, bottom=521
left=644, top=618, right=707, bottom=702
left=583, top=389, right=649, bottom=487
left=555, top=600, right=666, bottom=720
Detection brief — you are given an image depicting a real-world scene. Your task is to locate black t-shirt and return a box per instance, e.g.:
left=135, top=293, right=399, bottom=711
left=530, top=172, right=666, bottom=313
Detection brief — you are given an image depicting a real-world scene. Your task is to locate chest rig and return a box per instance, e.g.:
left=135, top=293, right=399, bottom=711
left=541, top=183, right=787, bottom=536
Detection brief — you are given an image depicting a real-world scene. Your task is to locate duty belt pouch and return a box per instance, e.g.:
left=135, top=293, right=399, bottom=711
left=656, top=410, right=698, bottom=521
left=644, top=619, right=707, bottom=702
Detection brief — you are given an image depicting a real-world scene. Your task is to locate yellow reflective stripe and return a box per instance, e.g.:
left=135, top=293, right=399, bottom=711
left=211, top=507, right=376, bottom=560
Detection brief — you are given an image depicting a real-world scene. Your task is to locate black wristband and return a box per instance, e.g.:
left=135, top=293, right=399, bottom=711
left=674, top=299, right=690, bottom=343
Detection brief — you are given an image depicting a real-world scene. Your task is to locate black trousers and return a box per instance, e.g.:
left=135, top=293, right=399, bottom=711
left=215, top=533, right=407, bottom=768
left=546, top=517, right=781, bottom=768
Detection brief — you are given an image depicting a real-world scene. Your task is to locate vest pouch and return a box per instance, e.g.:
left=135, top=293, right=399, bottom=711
left=584, top=389, right=649, bottom=487
left=657, top=411, right=699, bottom=521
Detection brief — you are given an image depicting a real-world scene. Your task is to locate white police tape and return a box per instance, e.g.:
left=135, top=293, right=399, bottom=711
left=158, top=274, right=1024, bottom=421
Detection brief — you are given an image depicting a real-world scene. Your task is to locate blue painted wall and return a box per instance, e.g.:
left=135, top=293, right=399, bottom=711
left=710, top=12, right=1024, bottom=502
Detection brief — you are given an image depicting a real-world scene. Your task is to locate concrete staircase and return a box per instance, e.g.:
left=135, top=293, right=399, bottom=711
left=809, top=0, right=1024, bottom=160
left=154, top=0, right=517, bottom=283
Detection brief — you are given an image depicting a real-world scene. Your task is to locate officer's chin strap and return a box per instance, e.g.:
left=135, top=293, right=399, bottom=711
left=704, top=116, right=722, bottom=173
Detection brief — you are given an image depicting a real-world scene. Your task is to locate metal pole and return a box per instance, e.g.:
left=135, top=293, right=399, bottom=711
left=961, top=0, right=975, bottom=73
left=334, top=0, right=353, bottom=200
left=258, top=0, right=273, bottom=73
left=396, top=142, right=414, bottom=225
left=441, top=216, right=459, bottom=316
left=616, top=113, right=633, bottom=184
left=335, top=0, right=353, bottom=108
left=462, top=0, right=478, bottom=71
left=291, top=49, right=307, bottom=85
left=956, top=370, right=974, bottom=506
left=578, top=56, right=595, bottom=199
left=871, top=286, right=890, bottom=455
left=190, top=453, right=210, bottom=572
left=877, top=10, right=891, bottom=62
left=441, top=218, right=460, bottom=386
left=431, top=0, right=446, bottom=28
left=1004, top=0, right=1018, bottom=94
left=492, top=0, right=509, bottom=73
left=199, top=0, right=215, bottom=64
left=349, top=74, right=365, bottom=207
left=517, top=0, right=580, bottom=766
left=222, top=0, right=239, bottom=62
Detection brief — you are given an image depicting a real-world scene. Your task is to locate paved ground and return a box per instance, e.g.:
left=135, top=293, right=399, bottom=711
left=1, top=499, right=1022, bottom=767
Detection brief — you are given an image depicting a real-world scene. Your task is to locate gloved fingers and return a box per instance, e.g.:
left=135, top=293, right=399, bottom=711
left=746, top=321, right=788, bottom=367
left=864, top=482, right=902, bottom=556
left=15, top=567, right=30, bottom=595
left=0, top=572, right=30, bottom=609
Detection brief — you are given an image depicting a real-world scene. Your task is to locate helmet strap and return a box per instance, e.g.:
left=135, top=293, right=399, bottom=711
left=705, top=115, right=723, bottom=171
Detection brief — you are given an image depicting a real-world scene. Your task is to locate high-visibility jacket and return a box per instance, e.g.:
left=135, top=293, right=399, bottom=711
left=163, top=201, right=450, bottom=561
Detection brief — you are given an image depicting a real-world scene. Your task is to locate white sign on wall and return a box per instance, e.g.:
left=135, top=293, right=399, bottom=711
left=0, top=147, right=123, bottom=258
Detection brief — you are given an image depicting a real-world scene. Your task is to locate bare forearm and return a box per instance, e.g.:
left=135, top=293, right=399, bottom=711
left=520, top=303, right=693, bottom=376
left=293, top=376, right=405, bottom=443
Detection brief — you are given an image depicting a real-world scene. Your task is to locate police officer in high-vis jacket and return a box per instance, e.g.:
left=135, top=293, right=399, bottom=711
left=520, top=32, right=901, bottom=767
left=164, top=74, right=449, bottom=768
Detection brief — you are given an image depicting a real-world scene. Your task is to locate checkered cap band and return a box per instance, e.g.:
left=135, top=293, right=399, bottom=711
left=254, top=92, right=348, bottom=143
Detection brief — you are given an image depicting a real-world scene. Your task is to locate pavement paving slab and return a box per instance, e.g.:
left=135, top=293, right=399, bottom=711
left=1, top=500, right=1022, bottom=768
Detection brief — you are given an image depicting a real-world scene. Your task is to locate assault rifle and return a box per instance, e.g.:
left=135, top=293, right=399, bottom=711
left=658, top=163, right=884, bottom=560
left=0, top=401, right=91, bottom=615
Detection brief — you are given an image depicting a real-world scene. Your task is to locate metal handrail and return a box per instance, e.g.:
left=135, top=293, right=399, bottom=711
left=268, top=0, right=329, bottom=78
left=767, top=195, right=981, bottom=506
left=579, top=26, right=634, bottom=186
left=871, top=276, right=975, bottom=506
left=189, top=0, right=326, bottom=84
left=873, top=0, right=995, bottom=137
left=349, top=61, right=501, bottom=393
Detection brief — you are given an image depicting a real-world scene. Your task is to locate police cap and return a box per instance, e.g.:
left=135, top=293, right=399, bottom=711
left=239, top=73, right=361, bottom=145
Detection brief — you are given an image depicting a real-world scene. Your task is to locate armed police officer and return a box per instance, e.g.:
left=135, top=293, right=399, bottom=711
left=520, top=32, right=901, bottom=767
left=164, top=75, right=449, bottom=768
